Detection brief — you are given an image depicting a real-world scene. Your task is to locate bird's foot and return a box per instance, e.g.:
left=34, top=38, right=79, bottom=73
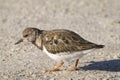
left=67, top=67, right=78, bottom=71
left=45, top=62, right=64, bottom=72
left=46, top=68, right=60, bottom=72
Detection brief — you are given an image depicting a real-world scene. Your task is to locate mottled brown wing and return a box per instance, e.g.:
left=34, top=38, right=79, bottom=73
left=42, top=29, right=98, bottom=54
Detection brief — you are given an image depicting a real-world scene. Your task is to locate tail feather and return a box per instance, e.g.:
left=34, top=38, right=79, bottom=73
left=95, top=45, right=105, bottom=48
left=96, top=45, right=105, bottom=48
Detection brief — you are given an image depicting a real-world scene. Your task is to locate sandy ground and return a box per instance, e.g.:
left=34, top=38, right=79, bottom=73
left=0, top=0, right=120, bottom=80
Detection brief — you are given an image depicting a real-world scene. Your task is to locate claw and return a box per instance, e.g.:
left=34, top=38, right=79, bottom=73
left=46, top=62, right=64, bottom=72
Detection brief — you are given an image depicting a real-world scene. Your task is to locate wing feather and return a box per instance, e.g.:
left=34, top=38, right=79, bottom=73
left=42, top=30, right=97, bottom=54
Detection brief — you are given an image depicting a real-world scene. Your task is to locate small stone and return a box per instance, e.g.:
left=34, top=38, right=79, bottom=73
left=2, top=59, right=5, bottom=61
left=50, top=78, right=55, bottom=80
left=43, top=75, right=47, bottom=78
left=32, top=73, right=36, bottom=77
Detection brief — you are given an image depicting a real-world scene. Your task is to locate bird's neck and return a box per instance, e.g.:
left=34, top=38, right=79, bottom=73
left=32, top=34, right=43, bottom=50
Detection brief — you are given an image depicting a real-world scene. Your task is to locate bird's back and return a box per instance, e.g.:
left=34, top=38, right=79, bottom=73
left=42, top=29, right=104, bottom=54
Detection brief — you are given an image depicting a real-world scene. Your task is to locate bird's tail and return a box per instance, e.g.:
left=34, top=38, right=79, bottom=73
left=95, top=45, right=105, bottom=48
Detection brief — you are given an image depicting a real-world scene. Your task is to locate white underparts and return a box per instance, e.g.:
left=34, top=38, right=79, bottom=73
left=43, top=46, right=94, bottom=62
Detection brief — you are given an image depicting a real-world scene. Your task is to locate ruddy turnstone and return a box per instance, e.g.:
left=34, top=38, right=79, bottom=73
left=15, top=27, right=104, bottom=72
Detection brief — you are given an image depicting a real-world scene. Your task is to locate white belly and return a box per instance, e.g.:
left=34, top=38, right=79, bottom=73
left=43, top=46, right=94, bottom=62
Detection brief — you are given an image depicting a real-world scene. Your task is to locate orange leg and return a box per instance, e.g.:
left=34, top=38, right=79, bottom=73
left=47, top=62, right=64, bottom=72
left=67, top=59, right=79, bottom=71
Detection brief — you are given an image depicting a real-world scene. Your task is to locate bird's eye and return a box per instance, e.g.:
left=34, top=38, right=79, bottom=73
left=24, top=35, right=28, bottom=37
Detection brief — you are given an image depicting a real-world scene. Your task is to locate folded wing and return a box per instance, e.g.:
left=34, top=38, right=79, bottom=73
left=43, top=29, right=103, bottom=54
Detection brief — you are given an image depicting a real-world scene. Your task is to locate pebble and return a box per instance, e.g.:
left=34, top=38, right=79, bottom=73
left=50, top=78, right=55, bottom=80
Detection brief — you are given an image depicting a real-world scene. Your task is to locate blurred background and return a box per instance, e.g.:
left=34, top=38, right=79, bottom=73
left=0, top=0, right=120, bottom=80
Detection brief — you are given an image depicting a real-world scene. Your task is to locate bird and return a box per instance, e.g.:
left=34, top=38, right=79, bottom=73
left=15, top=27, right=104, bottom=72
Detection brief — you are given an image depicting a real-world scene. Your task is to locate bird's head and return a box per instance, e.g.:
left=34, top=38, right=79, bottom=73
left=15, top=27, right=43, bottom=45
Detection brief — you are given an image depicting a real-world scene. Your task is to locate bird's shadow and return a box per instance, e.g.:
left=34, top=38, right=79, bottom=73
left=80, top=59, right=120, bottom=72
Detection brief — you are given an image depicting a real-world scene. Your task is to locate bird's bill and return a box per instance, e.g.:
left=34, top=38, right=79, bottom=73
left=15, top=39, right=23, bottom=45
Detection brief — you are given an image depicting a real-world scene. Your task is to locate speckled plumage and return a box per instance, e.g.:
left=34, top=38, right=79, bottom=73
left=15, top=27, right=104, bottom=71
left=42, top=29, right=103, bottom=54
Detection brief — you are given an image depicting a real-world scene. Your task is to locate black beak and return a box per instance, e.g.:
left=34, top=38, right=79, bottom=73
left=14, top=39, right=23, bottom=45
